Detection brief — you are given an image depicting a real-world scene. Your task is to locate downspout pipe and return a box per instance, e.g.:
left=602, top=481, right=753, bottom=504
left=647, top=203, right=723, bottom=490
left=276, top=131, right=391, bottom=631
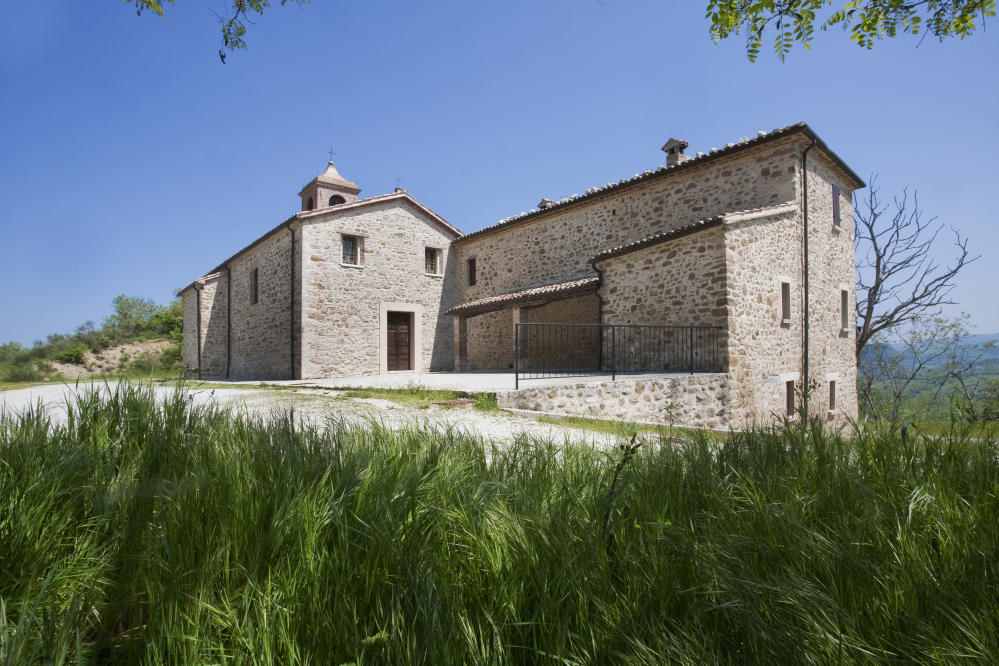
left=287, top=222, right=296, bottom=381
left=588, top=257, right=605, bottom=370
left=801, top=139, right=817, bottom=417
left=195, top=284, right=202, bottom=381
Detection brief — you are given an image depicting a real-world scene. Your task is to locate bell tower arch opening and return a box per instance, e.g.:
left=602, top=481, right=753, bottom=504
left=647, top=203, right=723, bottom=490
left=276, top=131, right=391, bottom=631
left=299, top=161, right=361, bottom=212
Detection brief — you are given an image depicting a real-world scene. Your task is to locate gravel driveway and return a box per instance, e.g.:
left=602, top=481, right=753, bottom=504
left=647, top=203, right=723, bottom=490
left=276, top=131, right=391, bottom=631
left=1, top=381, right=622, bottom=447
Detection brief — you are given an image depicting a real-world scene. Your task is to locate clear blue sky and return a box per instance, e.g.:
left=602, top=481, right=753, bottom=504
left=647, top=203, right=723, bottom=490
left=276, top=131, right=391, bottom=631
left=1, top=1, right=996, bottom=345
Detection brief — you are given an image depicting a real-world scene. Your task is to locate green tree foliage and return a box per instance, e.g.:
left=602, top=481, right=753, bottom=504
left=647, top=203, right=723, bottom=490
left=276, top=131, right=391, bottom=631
left=858, top=314, right=997, bottom=424
left=1, top=294, right=186, bottom=382
left=129, top=0, right=309, bottom=58
left=102, top=295, right=160, bottom=336
left=706, top=0, right=997, bottom=61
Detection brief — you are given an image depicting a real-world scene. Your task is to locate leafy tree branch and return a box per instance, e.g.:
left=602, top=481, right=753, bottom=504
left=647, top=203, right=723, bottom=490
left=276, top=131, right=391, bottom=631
left=129, top=0, right=309, bottom=62
left=707, top=0, right=997, bottom=61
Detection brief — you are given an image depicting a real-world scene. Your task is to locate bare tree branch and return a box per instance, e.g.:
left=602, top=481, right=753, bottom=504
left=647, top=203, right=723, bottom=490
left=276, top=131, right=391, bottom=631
left=854, top=174, right=978, bottom=359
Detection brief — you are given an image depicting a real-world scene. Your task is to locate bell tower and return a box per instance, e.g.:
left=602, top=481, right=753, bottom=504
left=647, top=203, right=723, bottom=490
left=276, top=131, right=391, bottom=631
left=298, top=162, right=361, bottom=212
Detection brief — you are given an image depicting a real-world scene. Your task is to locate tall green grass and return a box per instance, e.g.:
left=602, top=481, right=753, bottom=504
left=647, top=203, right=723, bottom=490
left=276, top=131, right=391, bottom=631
left=1, top=384, right=998, bottom=664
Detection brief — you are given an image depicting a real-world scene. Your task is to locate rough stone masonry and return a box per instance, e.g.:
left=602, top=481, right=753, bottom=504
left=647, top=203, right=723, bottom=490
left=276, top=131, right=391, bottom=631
left=182, top=122, right=864, bottom=429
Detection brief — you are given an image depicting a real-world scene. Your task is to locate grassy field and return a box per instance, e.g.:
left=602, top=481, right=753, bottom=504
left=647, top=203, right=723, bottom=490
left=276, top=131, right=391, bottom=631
left=2, top=384, right=998, bottom=664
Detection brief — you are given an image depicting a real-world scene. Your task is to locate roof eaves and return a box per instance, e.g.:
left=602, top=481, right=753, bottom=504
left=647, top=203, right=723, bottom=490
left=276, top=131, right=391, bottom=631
left=445, top=276, right=599, bottom=316
left=456, top=122, right=863, bottom=245
left=205, top=214, right=299, bottom=276
left=297, top=191, right=463, bottom=238
left=591, top=217, right=725, bottom=264
left=591, top=201, right=799, bottom=264
left=190, top=192, right=462, bottom=285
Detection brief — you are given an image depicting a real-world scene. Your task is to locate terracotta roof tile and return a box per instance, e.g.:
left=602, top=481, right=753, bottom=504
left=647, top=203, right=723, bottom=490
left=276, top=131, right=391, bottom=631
left=457, top=122, right=863, bottom=244
left=591, top=201, right=798, bottom=264
left=445, top=276, right=599, bottom=316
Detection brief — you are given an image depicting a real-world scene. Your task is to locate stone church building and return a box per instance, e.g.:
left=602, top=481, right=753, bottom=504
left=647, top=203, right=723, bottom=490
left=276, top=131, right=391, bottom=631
left=182, top=122, right=864, bottom=427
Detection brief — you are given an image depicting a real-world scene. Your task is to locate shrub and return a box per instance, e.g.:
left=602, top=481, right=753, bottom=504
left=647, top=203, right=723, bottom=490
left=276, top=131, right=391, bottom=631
left=56, top=344, right=88, bottom=365
left=2, top=363, right=41, bottom=383
left=0, top=341, right=25, bottom=364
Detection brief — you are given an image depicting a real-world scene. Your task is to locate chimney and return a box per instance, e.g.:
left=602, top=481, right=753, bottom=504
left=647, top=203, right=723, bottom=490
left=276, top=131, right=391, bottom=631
left=661, top=138, right=690, bottom=167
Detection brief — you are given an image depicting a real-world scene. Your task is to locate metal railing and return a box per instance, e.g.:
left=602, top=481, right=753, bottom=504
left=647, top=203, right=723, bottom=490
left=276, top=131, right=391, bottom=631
left=514, top=323, right=723, bottom=389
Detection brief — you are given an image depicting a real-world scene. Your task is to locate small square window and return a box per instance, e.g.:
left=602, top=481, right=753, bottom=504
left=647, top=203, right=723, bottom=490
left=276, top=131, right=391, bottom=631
left=786, top=380, right=795, bottom=416
left=250, top=268, right=259, bottom=305
left=467, top=258, right=477, bottom=286
left=829, top=380, right=837, bottom=411
left=780, top=280, right=791, bottom=324
left=425, top=247, right=442, bottom=275
left=840, top=289, right=849, bottom=332
left=342, top=235, right=362, bottom=266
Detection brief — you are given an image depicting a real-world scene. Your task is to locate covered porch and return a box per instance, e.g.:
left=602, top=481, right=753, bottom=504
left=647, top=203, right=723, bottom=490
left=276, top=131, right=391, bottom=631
left=447, top=276, right=601, bottom=373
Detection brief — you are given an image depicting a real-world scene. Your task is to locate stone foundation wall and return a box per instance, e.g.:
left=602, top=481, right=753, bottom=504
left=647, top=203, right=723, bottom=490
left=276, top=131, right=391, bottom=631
left=497, top=374, right=731, bottom=429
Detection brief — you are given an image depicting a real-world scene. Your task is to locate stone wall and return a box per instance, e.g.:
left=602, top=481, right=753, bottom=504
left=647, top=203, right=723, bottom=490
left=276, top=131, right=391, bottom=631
left=497, top=374, right=731, bottom=429
left=720, top=152, right=859, bottom=426
left=464, top=293, right=600, bottom=371
left=199, top=274, right=229, bottom=378
left=453, top=136, right=802, bottom=306
left=466, top=310, right=512, bottom=371
left=181, top=273, right=227, bottom=378
left=299, top=198, right=459, bottom=377
left=182, top=289, right=198, bottom=370
left=599, top=227, right=728, bottom=328
left=800, top=155, right=858, bottom=424
left=227, top=228, right=297, bottom=380
left=720, top=209, right=805, bottom=425
left=526, top=293, right=599, bottom=325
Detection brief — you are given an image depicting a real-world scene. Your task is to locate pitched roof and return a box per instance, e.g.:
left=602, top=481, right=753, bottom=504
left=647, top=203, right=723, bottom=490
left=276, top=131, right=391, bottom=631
left=590, top=201, right=798, bottom=264
left=298, top=162, right=360, bottom=195
left=445, top=276, right=600, bottom=316
left=456, top=122, right=864, bottom=245
left=180, top=191, right=461, bottom=294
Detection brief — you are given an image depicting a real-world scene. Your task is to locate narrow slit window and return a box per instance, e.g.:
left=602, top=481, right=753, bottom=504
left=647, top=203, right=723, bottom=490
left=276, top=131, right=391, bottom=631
left=829, top=380, right=837, bottom=411
left=341, top=235, right=362, bottom=265
left=780, top=280, right=791, bottom=324
left=425, top=247, right=441, bottom=275
left=832, top=184, right=841, bottom=227
left=840, top=289, right=849, bottom=332
left=467, top=258, right=477, bottom=286
left=306, top=197, right=314, bottom=212
left=250, top=268, right=259, bottom=305
left=786, top=380, right=795, bottom=416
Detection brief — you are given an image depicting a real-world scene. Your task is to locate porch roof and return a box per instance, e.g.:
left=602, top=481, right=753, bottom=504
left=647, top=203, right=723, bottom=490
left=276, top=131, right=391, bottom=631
left=446, top=276, right=599, bottom=317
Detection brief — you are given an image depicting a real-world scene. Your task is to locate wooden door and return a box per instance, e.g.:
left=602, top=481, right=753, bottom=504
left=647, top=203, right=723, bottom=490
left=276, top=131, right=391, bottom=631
left=387, top=312, right=411, bottom=371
